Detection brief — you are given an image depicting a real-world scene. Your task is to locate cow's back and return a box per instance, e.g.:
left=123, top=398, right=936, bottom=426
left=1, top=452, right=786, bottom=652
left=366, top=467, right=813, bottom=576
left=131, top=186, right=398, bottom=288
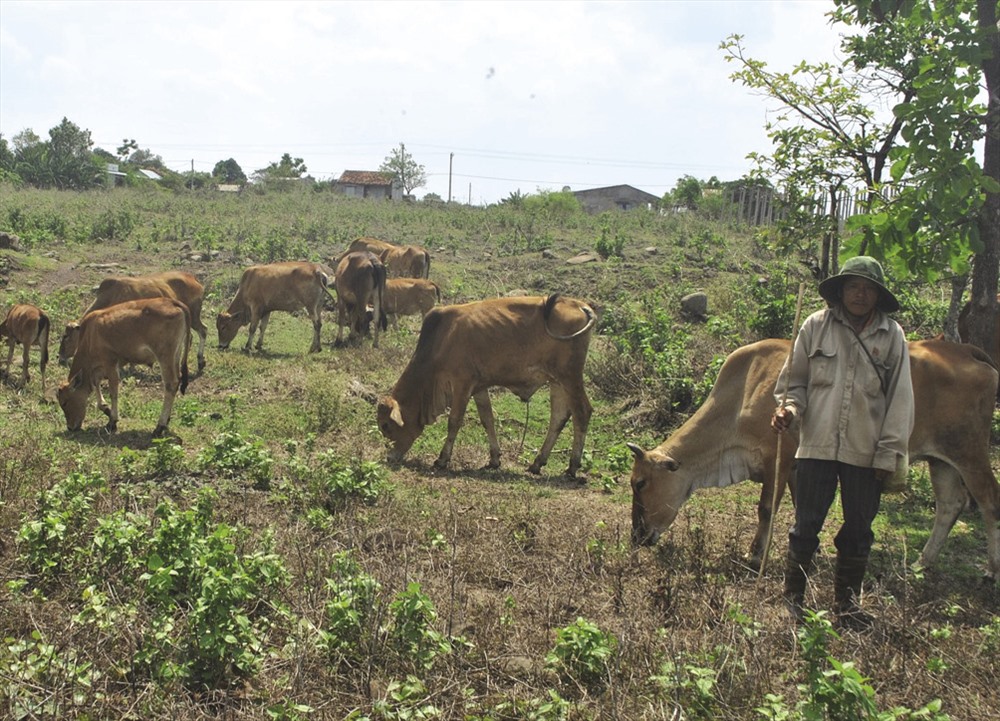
left=908, top=339, right=997, bottom=454
left=411, top=296, right=593, bottom=384
left=76, top=297, right=189, bottom=367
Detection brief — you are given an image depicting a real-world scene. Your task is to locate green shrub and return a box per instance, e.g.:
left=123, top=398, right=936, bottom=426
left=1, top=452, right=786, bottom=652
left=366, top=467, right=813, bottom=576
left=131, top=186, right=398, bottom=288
left=545, top=617, right=616, bottom=689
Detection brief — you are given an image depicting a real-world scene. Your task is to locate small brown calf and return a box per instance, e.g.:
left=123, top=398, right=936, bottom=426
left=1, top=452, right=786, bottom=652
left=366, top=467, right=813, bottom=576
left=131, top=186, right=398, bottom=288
left=0, top=304, right=50, bottom=392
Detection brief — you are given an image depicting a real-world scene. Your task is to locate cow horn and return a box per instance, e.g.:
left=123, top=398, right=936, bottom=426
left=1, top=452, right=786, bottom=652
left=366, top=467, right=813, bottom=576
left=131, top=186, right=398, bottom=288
left=545, top=304, right=597, bottom=340
left=626, top=442, right=645, bottom=460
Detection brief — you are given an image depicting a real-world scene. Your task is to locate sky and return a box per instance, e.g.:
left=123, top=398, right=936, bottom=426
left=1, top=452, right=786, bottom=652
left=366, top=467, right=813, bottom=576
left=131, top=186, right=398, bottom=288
left=0, top=0, right=846, bottom=205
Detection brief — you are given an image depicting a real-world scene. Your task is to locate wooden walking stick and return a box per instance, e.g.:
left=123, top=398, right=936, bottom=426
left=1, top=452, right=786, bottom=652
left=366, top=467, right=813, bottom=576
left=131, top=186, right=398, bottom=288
left=758, top=281, right=805, bottom=579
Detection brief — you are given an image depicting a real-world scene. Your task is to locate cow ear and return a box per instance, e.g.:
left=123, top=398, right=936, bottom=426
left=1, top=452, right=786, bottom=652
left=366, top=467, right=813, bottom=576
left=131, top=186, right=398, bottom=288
left=67, top=322, right=80, bottom=331
left=647, top=449, right=680, bottom=472
left=389, top=400, right=404, bottom=427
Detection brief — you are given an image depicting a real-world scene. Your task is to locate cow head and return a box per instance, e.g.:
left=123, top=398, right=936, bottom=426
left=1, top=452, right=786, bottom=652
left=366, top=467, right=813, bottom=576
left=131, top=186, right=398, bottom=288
left=216, top=310, right=245, bottom=349
left=627, top=442, right=685, bottom=547
left=377, top=396, right=422, bottom=462
left=58, top=322, right=82, bottom=366
left=57, top=374, right=90, bottom=431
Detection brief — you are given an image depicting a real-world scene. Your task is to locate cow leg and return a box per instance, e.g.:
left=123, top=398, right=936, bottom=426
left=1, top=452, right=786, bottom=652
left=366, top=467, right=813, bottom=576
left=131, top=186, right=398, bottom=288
left=194, top=320, right=207, bottom=372
left=255, top=312, right=271, bottom=350
left=529, top=384, right=592, bottom=478
left=928, top=458, right=1000, bottom=581
left=336, top=303, right=347, bottom=345
left=3, top=339, right=13, bottom=380
left=153, top=361, right=181, bottom=437
left=435, top=390, right=473, bottom=470
left=919, top=459, right=970, bottom=571
left=20, top=342, right=30, bottom=386
left=309, top=309, right=322, bottom=353
left=103, top=370, right=120, bottom=432
left=244, top=312, right=260, bottom=352
left=472, top=390, right=501, bottom=469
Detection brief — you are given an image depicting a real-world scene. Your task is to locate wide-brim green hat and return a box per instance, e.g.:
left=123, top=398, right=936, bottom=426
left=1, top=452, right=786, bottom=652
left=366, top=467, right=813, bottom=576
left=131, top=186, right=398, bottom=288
left=818, top=256, right=900, bottom=313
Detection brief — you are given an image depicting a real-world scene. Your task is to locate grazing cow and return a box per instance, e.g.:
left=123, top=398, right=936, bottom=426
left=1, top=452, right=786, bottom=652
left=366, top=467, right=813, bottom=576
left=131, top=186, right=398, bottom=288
left=1, top=304, right=50, bottom=391
left=377, top=294, right=597, bottom=478
left=59, top=271, right=207, bottom=372
left=57, top=297, right=191, bottom=436
left=334, top=251, right=387, bottom=347
left=346, top=237, right=431, bottom=279
left=383, top=278, right=441, bottom=328
left=217, top=262, right=334, bottom=353
left=628, top=338, right=1000, bottom=581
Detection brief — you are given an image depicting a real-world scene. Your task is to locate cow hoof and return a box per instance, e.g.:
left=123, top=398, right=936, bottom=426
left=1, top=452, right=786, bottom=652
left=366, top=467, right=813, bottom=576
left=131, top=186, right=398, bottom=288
left=152, top=425, right=167, bottom=438
left=105, top=421, right=118, bottom=433
left=527, top=463, right=542, bottom=475
left=433, top=458, right=450, bottom=471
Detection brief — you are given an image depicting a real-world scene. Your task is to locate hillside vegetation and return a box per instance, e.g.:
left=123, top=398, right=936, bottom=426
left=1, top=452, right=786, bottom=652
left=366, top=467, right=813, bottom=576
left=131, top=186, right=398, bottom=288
left=0, top=187, right=996, bottom=720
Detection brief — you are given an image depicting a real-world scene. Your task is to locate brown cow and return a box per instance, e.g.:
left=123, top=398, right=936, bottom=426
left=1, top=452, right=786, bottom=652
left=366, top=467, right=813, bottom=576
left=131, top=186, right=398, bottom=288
left=377, top=294, right=597, bottom=478
left=628, top=338, right=1000, bottom=581
left=59, top=271, right=207, bottom=372
left=334, top=251, right=387, bottom=347
left=217, top=262, right=334, bottom=353
left=346, top=237, right=431, bottom=279
left=383, top=278, right=441, bottom=328
left=57, top=297, right=191, bottom=436
left=1, top=304, right=50, bottom=391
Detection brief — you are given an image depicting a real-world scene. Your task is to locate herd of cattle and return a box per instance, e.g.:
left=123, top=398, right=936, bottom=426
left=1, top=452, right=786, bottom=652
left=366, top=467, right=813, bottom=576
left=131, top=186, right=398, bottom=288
left=1, top=240, right=1000, bottom=579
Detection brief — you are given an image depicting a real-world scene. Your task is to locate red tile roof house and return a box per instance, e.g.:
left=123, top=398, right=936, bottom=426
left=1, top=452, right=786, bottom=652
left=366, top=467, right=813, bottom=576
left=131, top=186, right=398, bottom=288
left=336, top=170, right=403, bottom=200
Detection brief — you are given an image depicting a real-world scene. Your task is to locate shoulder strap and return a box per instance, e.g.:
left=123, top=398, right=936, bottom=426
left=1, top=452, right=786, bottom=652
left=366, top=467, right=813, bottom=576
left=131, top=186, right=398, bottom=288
left=849, top=326, right=887, bottom=395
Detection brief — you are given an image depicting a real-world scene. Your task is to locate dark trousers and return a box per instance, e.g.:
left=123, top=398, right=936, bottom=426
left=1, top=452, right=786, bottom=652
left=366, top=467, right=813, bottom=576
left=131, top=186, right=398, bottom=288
left=788, top=459, right=883, bottom=559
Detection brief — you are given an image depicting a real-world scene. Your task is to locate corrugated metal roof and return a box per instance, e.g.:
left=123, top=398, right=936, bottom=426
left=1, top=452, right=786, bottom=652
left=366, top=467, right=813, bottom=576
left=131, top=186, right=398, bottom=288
left=138, top=168, right=162, bottom=180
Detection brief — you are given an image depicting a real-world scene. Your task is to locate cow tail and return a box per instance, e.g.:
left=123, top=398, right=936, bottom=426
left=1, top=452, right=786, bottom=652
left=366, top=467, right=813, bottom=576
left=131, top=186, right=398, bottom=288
left=376, top=262, right=388, bottom=331
left=433, top=281, right=441, bottom=303
left=424, top=252, right=431, bottom=279
left=180, top=302, right=192, bottom=393
left=36, top=313, right=50, bottom=370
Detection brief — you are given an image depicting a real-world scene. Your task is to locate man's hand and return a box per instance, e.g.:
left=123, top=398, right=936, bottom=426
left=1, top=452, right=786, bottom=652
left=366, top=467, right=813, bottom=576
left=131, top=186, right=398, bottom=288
left=771, top=407, right=792, bottom=434
left=875, top=468, right=891, bottom=482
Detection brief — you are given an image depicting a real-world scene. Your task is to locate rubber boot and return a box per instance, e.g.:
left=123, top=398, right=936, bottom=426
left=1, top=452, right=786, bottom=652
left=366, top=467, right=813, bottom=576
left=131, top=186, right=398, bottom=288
left=834, top=554, right=874, bottom=630
left=783, top=549, right=813, bottom=625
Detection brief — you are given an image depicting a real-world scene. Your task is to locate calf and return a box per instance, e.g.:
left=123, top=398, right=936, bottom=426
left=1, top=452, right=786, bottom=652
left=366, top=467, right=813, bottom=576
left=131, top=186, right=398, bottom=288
left=217, top=262, right=334, bottom=353
left=383, top=278, right=441, bottom=328
left=1, top=304, right=50, bottom=392
left=59, top=271, right=207, bottom=372
left=57, top=297, right=191, bottom=436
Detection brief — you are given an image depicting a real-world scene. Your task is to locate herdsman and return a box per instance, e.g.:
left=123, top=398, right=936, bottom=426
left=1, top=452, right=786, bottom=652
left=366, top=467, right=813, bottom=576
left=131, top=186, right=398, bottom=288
left=771, top=256, right=914, bottom=628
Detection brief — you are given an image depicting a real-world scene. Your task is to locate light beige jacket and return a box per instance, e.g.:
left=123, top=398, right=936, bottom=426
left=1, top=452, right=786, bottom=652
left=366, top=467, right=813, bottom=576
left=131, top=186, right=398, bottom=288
left=775, top=305, right=914, bottom=473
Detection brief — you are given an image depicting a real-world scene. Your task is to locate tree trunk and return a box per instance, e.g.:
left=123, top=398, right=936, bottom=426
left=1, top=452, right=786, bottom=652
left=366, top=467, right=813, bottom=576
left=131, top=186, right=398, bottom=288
left=969, top=0, right=1000, bottom=354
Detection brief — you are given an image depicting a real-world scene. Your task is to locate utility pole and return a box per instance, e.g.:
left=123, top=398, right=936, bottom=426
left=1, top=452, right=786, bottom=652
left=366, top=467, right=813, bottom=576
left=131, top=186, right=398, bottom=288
left=448, top=153, right=453, bottom=203
left=190, top=159, right=194, bottom=191
left=468, top=182, right=472, bottom=205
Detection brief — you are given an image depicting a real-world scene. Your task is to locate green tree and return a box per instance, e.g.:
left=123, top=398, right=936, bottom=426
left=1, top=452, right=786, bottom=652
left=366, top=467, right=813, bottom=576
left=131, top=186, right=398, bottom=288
left=252, top=153, right=307, bottom=183
left=379, top=142, right=426, bottom=195
left=669, top=175, right=704, bottom=210
left=212, top=158, right=247, bottom=185
left=0, top=134, right=15, bottom=171
left=722, top=32, right=909, bottom=276
left=832, top=0, right=999, bottom=354
left=127, top=147, right=165, bottom=169
left=116, top=138, right=138, bottom=162
left=46, top=117, right=102, bottom=190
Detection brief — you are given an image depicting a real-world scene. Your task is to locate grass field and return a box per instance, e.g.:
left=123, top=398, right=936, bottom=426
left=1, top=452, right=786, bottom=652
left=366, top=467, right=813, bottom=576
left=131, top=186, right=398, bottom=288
left=0, top=187, right=997, bottom=720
